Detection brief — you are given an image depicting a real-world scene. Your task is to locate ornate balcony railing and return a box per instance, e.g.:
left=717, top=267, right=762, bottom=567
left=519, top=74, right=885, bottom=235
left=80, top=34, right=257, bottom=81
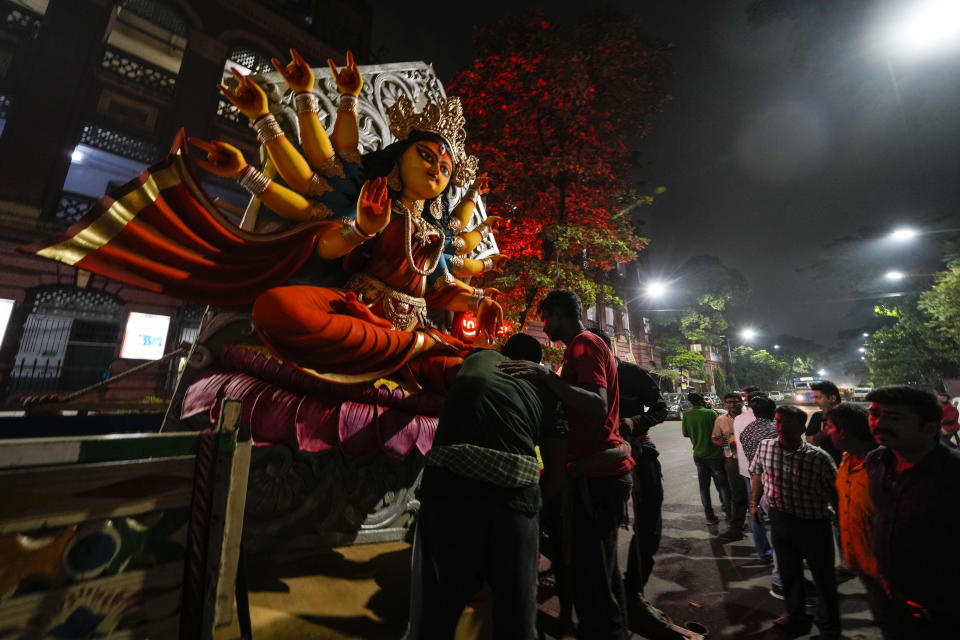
left=79, top=122, right=161, bottom=163
left=1, top=0, right=42, bottom=40
left=216, top=96, right=248, bottom=130
left=100, top=45, right=177, bottom=97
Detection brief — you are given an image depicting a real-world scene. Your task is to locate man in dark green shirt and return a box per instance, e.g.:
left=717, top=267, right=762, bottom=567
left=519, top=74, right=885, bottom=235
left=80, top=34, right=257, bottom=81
left=406, top=334, right=561, bottom=640
left=682, top=392, right=729, bottom=525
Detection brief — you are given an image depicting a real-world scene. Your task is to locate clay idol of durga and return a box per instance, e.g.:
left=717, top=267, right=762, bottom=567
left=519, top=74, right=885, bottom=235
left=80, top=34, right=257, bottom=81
left=25, top=50, right=507, bottom=393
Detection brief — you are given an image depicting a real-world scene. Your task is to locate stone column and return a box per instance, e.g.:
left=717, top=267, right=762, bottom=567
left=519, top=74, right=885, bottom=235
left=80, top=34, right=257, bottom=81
left=0, top=0, right=114, bottom=222
left=161, top=31, right=228, bottom=143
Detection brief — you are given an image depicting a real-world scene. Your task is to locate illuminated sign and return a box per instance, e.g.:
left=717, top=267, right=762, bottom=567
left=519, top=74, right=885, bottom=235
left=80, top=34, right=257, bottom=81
left=120, top=312, right=171, bottom=360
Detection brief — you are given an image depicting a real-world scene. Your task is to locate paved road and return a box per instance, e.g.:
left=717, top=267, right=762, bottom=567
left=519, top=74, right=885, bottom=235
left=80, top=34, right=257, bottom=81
left=613, top=420, right=881, bottom=640
left=220, top=417, right=883, bottom=639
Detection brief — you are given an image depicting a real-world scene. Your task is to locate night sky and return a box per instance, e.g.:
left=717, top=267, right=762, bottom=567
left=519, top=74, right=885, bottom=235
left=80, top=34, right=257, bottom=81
left=368, top=0, right=960, bottom=352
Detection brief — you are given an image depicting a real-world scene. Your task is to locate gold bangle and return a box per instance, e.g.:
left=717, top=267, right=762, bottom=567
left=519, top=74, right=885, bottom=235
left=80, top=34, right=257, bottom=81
left=238, top=166, right=270, bottom=196
left=447, top=217, right=463, bottom=233
left=449, top=255, right=464, bottom=269
left=295, top=92, right=319, bottom=114
left=340, top=217, right=376, bottom=246
left=481, top=257, right=494, bottom=271
left=251, top=114, right=284, bottom=144
left=467, top=288, right=484, bottom=312
left=450, top=236, right=466, bottom=252
left=464, top=188, right=480, bottom=206
left=472, top=223, right=489, bottom=237
left=339, top=94, right=358, bottom=113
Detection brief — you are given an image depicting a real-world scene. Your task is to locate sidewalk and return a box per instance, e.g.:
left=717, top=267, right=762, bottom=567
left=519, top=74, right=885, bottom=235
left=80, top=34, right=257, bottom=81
left=216, top=421, right=882, bottom=639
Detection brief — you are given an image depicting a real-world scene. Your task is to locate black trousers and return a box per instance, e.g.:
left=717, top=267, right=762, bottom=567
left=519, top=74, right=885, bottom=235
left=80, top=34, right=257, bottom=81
left=769, top=508, right=840, bottom=636
left=406, top=490, right=539, bottom=639
left=571, top=473, right=633, bottom=640
left=624, top=448, right=663, bottom=596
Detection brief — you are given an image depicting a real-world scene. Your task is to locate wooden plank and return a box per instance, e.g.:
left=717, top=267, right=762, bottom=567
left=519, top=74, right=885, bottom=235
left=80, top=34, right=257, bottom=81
left=0, top=432, right=200, bottom=469
left=211, top=401, right=251, bottom=629
left=0, top=457, right=195, bottom=534
left=0, top=562, right=183, bottom=636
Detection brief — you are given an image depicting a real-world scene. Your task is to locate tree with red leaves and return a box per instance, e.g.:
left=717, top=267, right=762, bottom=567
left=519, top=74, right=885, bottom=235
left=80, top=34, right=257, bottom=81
left=447, top=8, right=671, bottom=329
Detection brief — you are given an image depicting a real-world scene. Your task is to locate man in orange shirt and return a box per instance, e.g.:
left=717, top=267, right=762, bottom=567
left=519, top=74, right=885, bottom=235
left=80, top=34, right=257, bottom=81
left=824, top=404, right=892, bottom=636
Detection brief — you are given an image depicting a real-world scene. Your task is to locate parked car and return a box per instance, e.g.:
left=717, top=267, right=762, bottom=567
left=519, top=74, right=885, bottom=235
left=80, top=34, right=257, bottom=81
left=664, top=393, right=693, bottom=420
left=768, top=390, right=784, bottom=402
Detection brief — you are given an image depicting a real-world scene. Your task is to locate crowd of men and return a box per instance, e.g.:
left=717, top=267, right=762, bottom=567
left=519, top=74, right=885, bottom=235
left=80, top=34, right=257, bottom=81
left=405, top=288, right=960, bottom=640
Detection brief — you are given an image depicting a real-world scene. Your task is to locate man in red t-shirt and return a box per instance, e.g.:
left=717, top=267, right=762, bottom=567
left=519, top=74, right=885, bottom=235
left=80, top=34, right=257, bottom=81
left=501, top=289, right=633, bottom=639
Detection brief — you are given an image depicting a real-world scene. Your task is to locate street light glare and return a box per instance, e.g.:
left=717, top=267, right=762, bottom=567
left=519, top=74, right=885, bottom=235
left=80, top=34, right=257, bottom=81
left=646, top=281, right=667, bottom=297
left=818, top=369, right=827, bottom=376
left=884, top=0, right=960, bottom=60
left=890, top=227, right=918, bottom=241
left=862, top=332, right=870, bottom=337
left=885, top=270, right=905, bottom=281
left=858, top=347, right=866, bottom=352
left=773, top=344, right=780, bottom=350
left=741, top=328, right=757, bottom=341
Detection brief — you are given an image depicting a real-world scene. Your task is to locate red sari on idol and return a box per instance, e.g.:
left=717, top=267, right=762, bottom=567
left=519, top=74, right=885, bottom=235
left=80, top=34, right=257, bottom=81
left=252, top=205, right=470, bottom=390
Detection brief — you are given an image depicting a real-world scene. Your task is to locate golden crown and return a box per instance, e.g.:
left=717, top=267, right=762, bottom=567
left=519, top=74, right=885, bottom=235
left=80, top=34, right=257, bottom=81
left=388, top=95, right=478, bottom=187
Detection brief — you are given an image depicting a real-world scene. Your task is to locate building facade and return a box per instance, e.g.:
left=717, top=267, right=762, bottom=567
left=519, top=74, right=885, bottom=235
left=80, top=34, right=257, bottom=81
left=0, top=0, right=370, bottom=408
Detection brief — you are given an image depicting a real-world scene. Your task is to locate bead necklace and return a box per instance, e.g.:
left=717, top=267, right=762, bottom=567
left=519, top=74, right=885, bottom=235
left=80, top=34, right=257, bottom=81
left=392, top=201, right=443, bottom=276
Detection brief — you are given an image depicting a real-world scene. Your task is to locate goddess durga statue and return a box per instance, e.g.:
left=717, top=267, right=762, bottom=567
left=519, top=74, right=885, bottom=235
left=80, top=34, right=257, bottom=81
left=24, top=50, right=507, bottom=393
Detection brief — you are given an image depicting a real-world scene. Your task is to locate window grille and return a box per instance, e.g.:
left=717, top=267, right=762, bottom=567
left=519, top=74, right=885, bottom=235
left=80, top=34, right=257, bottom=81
left=79, top=123, right=160, bottom=163
left=227, top=46, right=274, bottom=75
left=120, top=0, right=187, bottom=37
left=8, top=287, right=123, bottom=392
left=100, top=45, right=178, bottom=96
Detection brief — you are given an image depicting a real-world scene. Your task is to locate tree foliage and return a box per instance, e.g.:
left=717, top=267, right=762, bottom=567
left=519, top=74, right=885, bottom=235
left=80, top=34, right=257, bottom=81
left=446, top=8, right=672, bottom=328
left=867, top=255, right=960, bottom=387
left=657, top=255, right=749, bottom=345
left=729, top=345, right=791, bottom=391
left=665, top=347, right=706, bottom=380
left=918, top=256, right=960, bottom=348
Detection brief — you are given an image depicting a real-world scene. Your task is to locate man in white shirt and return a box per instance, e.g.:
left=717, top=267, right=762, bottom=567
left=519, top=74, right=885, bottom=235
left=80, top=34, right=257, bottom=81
left=712, top=393, right=746, bottom=541
left=733, top=387, right=774, bottom=563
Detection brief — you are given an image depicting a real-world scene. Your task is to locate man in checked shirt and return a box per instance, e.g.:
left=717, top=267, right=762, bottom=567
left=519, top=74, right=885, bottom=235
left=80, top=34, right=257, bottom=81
left=406, top=333, right=566, bottom=640
left=750, top=405, right=840, bottom=639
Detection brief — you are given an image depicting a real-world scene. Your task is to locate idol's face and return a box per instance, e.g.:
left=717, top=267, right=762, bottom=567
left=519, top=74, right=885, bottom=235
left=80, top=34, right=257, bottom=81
left=399, top=140, right=452, bottom=201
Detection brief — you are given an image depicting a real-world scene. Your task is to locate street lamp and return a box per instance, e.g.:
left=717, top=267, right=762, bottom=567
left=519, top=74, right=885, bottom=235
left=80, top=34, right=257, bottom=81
left=858, top=347, right=866, bottom=353
left=645, top=281, right=667, bottom=298
left=884, top=270, right=905, bottom=281
left=818, top=369, right=827, bottom=376
left=862, top=332, right=870, bottom=337
left=889, top=227, right=918, bottom=242
left=773, top=344, right=780, bottom=350
left=741, top=328, right=757, bottom=342
left=880, top=0, right=960, bottom=61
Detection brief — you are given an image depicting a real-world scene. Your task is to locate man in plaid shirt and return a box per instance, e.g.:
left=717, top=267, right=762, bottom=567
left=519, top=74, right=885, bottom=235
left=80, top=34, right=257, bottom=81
left=750, top=405, right=840, bottom=638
